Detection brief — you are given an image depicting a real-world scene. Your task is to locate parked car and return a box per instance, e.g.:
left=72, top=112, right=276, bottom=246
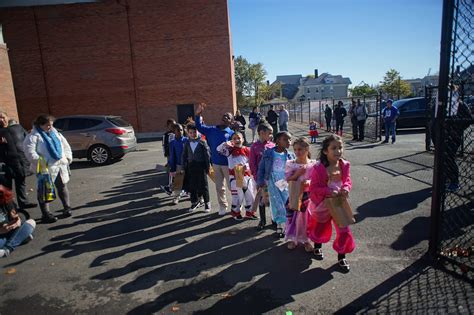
left=53, top=115, right=137, bottom=165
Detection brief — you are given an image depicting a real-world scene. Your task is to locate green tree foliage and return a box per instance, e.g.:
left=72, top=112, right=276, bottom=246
left=234, top=56, right=267, bottom=106
left=351, top=84, right=378, bottom=96
left=380, top=69, right=412, bottom=99
left=258, top=81, right=283, bottom=104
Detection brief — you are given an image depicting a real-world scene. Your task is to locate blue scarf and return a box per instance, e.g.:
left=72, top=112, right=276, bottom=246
left=37, top=127, right=63, bottom=161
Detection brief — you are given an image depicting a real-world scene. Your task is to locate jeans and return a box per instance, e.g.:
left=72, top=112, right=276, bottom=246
left=385, top=121, right=396, bottom=142
left=357, top=120, right=366, bottom=140
left=0, top=219, right=35, bottom=252
left=325, top=119, right=331, bottom=131
left=335, top=120, right=344, bottom=134
left=279, top=123, right=288, bottom=132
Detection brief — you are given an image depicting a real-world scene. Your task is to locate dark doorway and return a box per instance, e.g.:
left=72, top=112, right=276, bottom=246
left=177, top=104, right=195, bottom=124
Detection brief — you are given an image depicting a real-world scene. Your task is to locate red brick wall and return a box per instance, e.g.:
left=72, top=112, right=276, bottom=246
left=0, top=44, right=19, bottom=121
left=0, top=0, right=236, bottom=132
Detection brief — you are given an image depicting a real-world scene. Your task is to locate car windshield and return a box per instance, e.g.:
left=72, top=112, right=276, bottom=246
left=107, top=117, right=131, bottom=127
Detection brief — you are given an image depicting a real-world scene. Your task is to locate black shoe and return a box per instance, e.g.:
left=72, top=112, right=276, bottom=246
left=42, top=213, right=58, bottom=223
left=313, top=248, right=324, bottom=260
left=338, top=258, right=350, bottom=273
left=351, top=137, right=357, bottom=141
left=257, top=220, right=266, bottom=230
left=160, top=185, right=173, bottom=196
left=276, top=227, right=285, bottom=238
left=63, top=208, right=72, bottom=218
left=21, top=202, right=37, bottom=209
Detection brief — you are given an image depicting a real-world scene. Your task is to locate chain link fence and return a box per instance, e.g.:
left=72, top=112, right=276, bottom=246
left=261, top=94, right=382, bottom=142
left=430, top=0, right=473, bottom=279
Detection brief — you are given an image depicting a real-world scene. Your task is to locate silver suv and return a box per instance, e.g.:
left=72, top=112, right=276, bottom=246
left=53, top=115, right=137, bottom=165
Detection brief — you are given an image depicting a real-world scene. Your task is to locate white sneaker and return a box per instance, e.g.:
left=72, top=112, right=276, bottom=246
left=179, top=190, right=187, bottom=198
left=204, top=202, right=212, bottom=213
left=173, top=196, right=180, bottom=205
left=0, top=248, right=10, bottom=258
left=218, top=208, right=227, bottom=216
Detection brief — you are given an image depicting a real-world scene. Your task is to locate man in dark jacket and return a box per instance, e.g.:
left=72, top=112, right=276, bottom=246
left=266, top=105, right=279, bottom=139
left=334, top=101, right=347, bottom=136
left=0, top=112, right=36, bottom=209
left=324, top=104, right=332, bottom=132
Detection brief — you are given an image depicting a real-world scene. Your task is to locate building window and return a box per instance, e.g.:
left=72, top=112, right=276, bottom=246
left=330, top=85, right=334, bottom=90
left=315, top=88, right=319, bottom=93
left=307, top=88, right=310, bottom=94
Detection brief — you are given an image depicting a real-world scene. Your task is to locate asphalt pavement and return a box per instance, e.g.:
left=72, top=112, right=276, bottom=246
left=0, top=122, right=472, bottom=314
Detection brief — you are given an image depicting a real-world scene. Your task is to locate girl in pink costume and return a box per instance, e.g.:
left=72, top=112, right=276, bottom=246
left=307, top=134, right=355, bottom=272
left=284, top=137, right=316, bottom=251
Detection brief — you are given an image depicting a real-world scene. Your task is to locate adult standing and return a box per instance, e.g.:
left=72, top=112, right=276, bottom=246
left=278, top=104, right=289, bottom=132
left=382, top=99, right=399, bottom=144
left=324, top=104, right=332, bottom=132
left=0, top=111, right=36, bottom=210
left=248, top=107, right=262, bottom=143
left=354, top=99, right=368, bottom=141
left=24, top=114, right=73, bottom=223
left=195, top=103, right=234, bottom=215
left=234, top=110, right=248, bottom=145
left=266, top=105, right=279, bottom=139
left=349, top=101, right=358, bottom=140
left=334, top=101, right=347, bottom=136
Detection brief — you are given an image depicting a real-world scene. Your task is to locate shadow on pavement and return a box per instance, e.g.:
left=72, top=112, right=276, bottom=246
left=354, top=187, right=432, bottom=225
left=335, top=256, right=473, bottom=314
left=367, top=152, right=434, bottom=186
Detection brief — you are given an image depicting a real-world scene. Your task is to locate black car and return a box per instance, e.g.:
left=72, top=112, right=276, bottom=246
left=389, top=97, right=428, bottom=129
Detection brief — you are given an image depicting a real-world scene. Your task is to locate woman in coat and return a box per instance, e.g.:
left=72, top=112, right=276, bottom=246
left=24, top=114, right=73, bottom=223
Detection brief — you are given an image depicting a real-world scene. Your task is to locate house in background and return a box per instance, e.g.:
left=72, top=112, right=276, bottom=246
left=0, top=0, right=236, bottom=133
left=406, top=75, right=439, bottom=96
left=273, top=69, right=351, bottom=102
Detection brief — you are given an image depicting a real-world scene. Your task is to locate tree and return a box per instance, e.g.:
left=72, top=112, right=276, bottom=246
left=350, top=84, right=378, bottom=96
left=258, top=81, right=282, bottom=103
left=380, top=69, right=412, bottom=99
left=234, top=56, right=267, bottom=107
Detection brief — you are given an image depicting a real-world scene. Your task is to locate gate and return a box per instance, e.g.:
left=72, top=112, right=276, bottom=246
left=429, top=0, right=473, bottom=278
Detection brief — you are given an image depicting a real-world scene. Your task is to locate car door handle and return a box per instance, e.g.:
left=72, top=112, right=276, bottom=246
left=80, top=133, right=91, bottom=137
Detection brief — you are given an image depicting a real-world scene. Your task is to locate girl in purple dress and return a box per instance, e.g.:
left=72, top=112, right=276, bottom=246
left=284, top=137, right=316, bottom=251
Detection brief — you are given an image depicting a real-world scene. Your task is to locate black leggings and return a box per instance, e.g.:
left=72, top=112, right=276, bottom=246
left=39, top=175, right=70, bottom=215
left=335, top=120, right=344, bottom=133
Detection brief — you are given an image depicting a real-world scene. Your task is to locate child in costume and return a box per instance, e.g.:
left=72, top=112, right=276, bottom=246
left=309, top=121, right=318, bottom=143
left=249, top=122, right=274, bottom=229
left=182, top=124, right=211, bottom=212
left=307, top=134, right=354, bottom=272
left=168, top=124, right=188, bottom=205
left=257, top=131, right=295, bottom=238
left=285, top=137, right=316, bottom=251
left=217, top=132, right=256, bottom=220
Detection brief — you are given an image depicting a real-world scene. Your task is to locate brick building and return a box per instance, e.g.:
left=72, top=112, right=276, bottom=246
left=0, top=25, right=18, bottom=121
left=0, top=0, right=236, bottom=133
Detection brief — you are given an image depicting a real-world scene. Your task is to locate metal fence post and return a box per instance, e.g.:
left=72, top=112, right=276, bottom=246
left=429, top=0, right=455, bottom=258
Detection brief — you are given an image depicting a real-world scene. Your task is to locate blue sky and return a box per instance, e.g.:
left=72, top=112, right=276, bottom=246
left=228, top=0, right=442, bottom=86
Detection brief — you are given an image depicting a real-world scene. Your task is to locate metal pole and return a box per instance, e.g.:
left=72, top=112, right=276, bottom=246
left=429, top=0, right=455, bottom=258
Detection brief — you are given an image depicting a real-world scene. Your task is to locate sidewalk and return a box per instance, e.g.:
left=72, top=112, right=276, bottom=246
left=0, top=122, right=471, bottom=314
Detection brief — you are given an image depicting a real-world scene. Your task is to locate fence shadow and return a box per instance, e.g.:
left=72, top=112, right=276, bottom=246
left=335, top=256, right=473, bottom=314
left=367, top=152, right=434, bottom=186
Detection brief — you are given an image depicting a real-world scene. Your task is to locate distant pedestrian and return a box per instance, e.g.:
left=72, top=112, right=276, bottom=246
left=234, top=110, right=248, bottom=145
left=278, top=105, right=289, bottom=132
left=309, top=121, right=318, bottom=143
left=354, top=99, right=368, bottom=141
left=249, top=122, right=274, bottom=230
left=307, top=134, right=355, bottom=273
left=382, top=99, right=399, bottom=144
left=182, top=124, right=211, bottom=212
left=195, top=103, right=234, bottom=215
left=0, top=185, right=36, bottom=258
left=24, top=114, right=73, bottom=223
left=0, top=112, right=36, bottom=210
left=349, top=101, right=358, bottom=140
left=248, top=107, right=262, bottom=143
left=257, top=131, right=295, bottom=238
left=284, top=137, right=316, bottom=252
left=324, top=104, right=332, bottom=132
left=334, top=101, right=347, bottom=136
left=266, top=105, right=280, bottom=139
left=217, top=132, right=256, bottom=220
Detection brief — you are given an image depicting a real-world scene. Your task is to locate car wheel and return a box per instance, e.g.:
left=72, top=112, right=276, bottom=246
left=88, top=144, right=112, bottom=165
